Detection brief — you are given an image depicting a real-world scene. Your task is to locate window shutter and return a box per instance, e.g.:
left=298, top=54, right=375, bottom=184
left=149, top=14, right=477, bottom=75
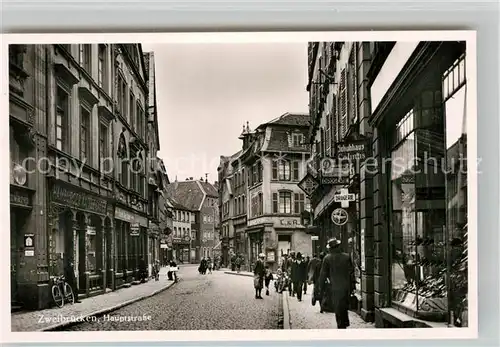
left=272, top=160, right=278, bottom=180
left=340, top=67, right=347, bottom=138
left=294, top=193, right=300, bottom=213
left=272, top=193, right=278, bottom=213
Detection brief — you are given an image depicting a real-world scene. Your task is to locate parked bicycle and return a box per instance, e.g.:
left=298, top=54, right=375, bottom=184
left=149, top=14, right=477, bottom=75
left=51, top=275, right=75, bottom=308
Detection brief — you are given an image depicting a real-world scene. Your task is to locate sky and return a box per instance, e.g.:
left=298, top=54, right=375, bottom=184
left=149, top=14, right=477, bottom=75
left=141, top=43, right=309, bottom=184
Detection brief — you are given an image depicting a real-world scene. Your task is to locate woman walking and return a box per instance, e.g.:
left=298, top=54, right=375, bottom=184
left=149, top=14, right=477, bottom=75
left=253, top=253, right=266, bottom=299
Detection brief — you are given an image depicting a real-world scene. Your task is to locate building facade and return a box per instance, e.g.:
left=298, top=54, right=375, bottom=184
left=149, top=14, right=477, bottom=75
left=9, top=43, right=162, bottom=310
left=218, top=114, right=313, bottom=272
left=305, top=41, right=469, bottom=328
left=169, top=199, right=195, bottom=263
left=165, top=179, right=219, bottom=263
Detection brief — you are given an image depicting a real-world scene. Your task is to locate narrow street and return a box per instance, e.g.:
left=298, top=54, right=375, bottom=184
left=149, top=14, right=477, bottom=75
left=64, top=265, right=280, bottom=331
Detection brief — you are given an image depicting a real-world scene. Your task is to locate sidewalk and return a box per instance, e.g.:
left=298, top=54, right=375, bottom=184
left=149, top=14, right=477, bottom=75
left=11, top=267, right=176, bottom=332
left=283, top=285, right=375, bottom=330
left=223, top=269, right=254, bottom=277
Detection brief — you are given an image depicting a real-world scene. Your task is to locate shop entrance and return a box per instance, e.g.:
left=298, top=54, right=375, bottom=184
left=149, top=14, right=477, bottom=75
left=277, top=234, right=291, bottom=266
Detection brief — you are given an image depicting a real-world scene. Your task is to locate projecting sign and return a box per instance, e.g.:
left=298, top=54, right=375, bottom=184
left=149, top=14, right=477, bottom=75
left=297, top=174, right=319, bottom=196
left=336, top=141, right=367, bottom=161
left=321, top=159, right=351, bottom=177
left=360, top=229, right=365, bottom=271
left=334, top=188, right=356, bottom=208
left=331, top=208, right=348, bottom=226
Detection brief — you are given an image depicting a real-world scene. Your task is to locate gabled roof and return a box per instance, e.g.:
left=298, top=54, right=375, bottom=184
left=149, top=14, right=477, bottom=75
left=257, top=112, right=310, bottom=129
left=198, top=181, right=218, bottom=198
left=164, top=181, right=205, bottom=211
left=265, top=127, right=310, bottom=153
left=165, top=196, right=191, bottom=211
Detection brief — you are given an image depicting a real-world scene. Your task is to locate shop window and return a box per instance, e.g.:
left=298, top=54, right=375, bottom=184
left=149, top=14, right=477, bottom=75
left=390, top=89, right=448, bottom=319
left=443, top=54, right=468, bottom=327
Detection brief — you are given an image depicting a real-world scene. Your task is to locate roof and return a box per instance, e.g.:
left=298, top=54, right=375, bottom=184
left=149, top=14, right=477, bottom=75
left=265, top=127, right=310, bottom=153
left=164, top=181, right=205, bottom=211
left=166, top=196, right=191, bottom=211
left=257, top=112, right=310, bottom=129
left=198, top=181, right=218, bottom=197
left=164, top=180, right=218, bottom=211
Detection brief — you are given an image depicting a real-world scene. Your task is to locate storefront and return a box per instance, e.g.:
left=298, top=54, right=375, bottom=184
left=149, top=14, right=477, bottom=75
left=246, top=216, right=312, bottom=271
left=368, top=41, right=467, bottom=327
left=172, top=236, right=191, bottom=263
left=114, top=206, right=149, bottom=288
left=47, top=182, right=112, bottom=298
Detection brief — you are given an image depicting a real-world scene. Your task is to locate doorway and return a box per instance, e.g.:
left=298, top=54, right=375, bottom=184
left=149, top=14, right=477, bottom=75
left=10, top=209, right=20, bottom=305
left=278, top=234, right=292, bottom=267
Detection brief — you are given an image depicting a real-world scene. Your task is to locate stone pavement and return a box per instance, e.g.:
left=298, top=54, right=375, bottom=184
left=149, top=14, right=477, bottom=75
left=283, top=284, right=375, bottom=330
left=223, top=269, right=254, bottom=277
left=11, top=266, right=176, bottom=332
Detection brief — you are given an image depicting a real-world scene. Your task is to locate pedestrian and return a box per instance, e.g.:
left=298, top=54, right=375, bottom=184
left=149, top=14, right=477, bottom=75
left=253, top=253, right=266, bottom=299
left=207, top=257, right=213, bottom=274
left=264, top=265, right=273, bottom=296
left=138, top=257, right=147, bottom=283
left=153, top=260, right=160, bottom=281
left=286, top=252, right=295, bottom=296
left=319, top=238, right=355, bottom=329
left=64, top=260, right=81, bottom=303
left=291, top=252, right=308, bottom=302
left=169, top=258, right=179, bottom=282
left=310, top=252, right=327, bottom=311
left=235, top=256, right=241, bottom=273
left=304, top=255, right=310, bottom=294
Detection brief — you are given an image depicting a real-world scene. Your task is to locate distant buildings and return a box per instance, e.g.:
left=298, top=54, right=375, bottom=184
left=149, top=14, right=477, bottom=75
left=164, top=178, right=219, bottom=263
left=218, top=113, right=312, bottom=271
left=9, top=43, right=163, bottom=310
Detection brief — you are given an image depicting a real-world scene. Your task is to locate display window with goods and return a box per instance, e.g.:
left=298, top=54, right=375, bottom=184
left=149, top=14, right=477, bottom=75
left=388, top=52, right=468, bottom=327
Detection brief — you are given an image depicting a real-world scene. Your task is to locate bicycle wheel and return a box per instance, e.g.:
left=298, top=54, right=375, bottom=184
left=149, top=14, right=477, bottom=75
left=52, top=285, right=64, bottom=308
left=64, top=283, right=75, bottom=304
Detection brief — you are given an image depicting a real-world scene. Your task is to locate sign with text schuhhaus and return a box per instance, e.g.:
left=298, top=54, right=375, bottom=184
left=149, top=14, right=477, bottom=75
left=335, top=140, right=367, bottom=161
left=51, top=185, right=107, bottom=215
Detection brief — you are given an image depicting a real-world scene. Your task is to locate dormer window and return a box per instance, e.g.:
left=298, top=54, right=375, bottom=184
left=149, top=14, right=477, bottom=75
left=292, top=133, right=304, bottom=147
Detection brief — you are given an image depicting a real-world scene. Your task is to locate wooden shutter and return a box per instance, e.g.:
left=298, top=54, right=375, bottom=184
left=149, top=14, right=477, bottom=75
left=272, top=160, right=278, bottom=180
left=272, top=193, right=278, bottom=213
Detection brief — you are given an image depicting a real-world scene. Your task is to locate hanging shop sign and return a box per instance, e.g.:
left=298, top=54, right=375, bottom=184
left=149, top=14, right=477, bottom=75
left=297, top=173, right=319, bottom=196
left=334, top=188, right=356, bottom=208
left=321, top=175, right=350, bottom=185
left=321, top=158, right=351, bottom=177
left=335, top=140, right=367, bottom=161
left=130, top=223, right=140, bottom=236
left=51, top=185, right=107, bottom=215
left=331, top=208, right=348, bottom=226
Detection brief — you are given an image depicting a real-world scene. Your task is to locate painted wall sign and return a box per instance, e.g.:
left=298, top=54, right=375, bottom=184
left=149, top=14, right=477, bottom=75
left=279, top=218, right=301, bottom=227
left=51, top=185, right=107, bottom=215
left=115, top=207, right=148, bottom=227
left=10, top=189, right=32, bottom=207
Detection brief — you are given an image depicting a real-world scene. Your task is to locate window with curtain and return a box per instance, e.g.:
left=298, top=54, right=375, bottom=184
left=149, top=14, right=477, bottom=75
left=277, top=160, right=291, bottom=181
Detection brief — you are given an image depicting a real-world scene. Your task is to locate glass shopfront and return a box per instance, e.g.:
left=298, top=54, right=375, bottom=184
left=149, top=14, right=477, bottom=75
left=443, top=53, right=468, bottom=327
left=390, top=78, right=448, bottom=321
left=389, top=48, right=468, bottom=325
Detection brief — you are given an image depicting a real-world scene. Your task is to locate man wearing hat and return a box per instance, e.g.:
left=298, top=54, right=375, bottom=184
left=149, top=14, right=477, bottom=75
left=285, top=251, right=296, bottom=296
left=319, top=238, right=355, bottom=329
left=253, top=253, right=266, bottom=299
left=290, top=252, right=308, bottom=302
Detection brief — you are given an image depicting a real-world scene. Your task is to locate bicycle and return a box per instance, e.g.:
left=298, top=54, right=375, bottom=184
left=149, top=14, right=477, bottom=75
left=51, top=275, right=75, bottom=308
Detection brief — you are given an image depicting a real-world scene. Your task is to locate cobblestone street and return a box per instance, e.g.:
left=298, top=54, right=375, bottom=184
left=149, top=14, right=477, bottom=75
left=285, top=286, right=375, bottom=330
left=64, top=265, right=280, bottom=330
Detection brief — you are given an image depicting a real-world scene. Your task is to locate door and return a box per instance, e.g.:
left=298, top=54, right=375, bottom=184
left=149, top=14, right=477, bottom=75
left=10, top=210, right=19, bottom=304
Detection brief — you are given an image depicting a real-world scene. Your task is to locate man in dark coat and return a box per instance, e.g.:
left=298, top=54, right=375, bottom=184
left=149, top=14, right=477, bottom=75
left=64, top=260, right=81, bottom=303
left=303, top=255, right=310, bottom=294
left=286, top=252, right=296, bottom=296
left=319, top=238, right=355, bottom=329
left=253, top=253, right=266, bottom=299
left=291, top=252, right=308, bottom=302
left=138, top=257, right=147, bottom=283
